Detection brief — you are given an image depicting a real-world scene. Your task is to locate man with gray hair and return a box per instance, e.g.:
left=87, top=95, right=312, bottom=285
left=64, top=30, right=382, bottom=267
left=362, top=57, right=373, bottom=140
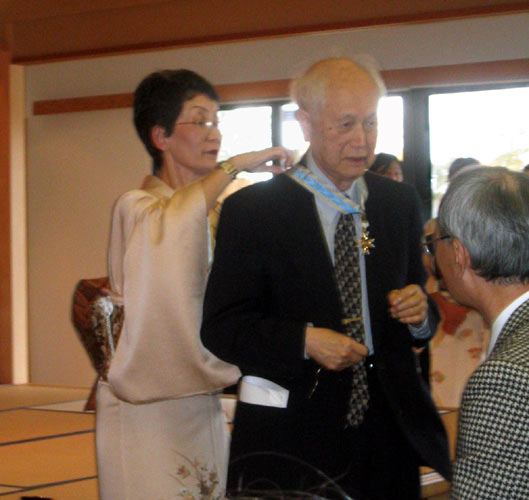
left=202, top=57, right=450, bottom=498
left=434, top=167, right=529, bottom=498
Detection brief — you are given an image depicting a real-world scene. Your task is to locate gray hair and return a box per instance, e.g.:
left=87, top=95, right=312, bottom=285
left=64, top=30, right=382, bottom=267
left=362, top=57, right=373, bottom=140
left=438, top=166, right=529, bottom=284
left=290, top=56, right=387, bottom=115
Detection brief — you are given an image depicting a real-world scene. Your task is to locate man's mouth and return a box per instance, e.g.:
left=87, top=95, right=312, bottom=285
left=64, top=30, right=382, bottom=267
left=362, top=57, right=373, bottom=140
left=345, top=156, right=366, bottom=164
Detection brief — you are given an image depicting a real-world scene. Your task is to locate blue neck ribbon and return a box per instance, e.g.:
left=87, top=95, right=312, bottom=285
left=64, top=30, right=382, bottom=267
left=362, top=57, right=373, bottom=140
left=287, top=166, right=363, bottom=215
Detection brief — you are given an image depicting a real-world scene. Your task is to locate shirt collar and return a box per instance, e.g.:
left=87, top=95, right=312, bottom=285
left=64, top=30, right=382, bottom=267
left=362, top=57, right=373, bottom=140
left=306, top=150, right=368, bottom=203
left=488, top=289, right=529, bottom=356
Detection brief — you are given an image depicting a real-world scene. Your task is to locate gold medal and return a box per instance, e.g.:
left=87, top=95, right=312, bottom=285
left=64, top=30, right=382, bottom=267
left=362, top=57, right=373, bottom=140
left=355, top=217, right=375, bottom=254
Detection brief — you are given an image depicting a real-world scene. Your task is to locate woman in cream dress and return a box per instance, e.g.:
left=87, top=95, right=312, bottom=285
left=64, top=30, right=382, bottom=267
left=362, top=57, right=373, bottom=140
left=96, top=69, right=291, bottom=500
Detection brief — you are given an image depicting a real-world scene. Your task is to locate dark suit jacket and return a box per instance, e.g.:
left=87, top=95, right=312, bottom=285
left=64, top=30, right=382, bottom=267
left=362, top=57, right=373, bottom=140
left=202, top=170, right=450, bottom=481
left=452, top=297, right=529, bottom=499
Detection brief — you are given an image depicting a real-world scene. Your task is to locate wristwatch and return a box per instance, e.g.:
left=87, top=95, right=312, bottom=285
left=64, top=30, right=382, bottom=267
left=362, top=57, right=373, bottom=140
left=218, top=161, right=239, bottom=179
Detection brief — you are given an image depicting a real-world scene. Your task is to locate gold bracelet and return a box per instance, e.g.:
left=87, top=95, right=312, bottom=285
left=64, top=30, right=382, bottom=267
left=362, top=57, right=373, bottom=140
left=218, top=161, right=239, bottom=179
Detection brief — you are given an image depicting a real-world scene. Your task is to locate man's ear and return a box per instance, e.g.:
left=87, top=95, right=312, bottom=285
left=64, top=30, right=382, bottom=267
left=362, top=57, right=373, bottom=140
left=452, top=238, right=472, bottom=276
left=295, top=109, right=312, bottom=143
left=150, top=125, right=168, bottom=151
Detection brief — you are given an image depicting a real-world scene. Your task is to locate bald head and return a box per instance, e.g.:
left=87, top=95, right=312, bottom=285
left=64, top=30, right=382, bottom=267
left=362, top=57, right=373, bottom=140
left=292, top=57, right=385, bottom=190
left=291, top=57, right=386, bottom=116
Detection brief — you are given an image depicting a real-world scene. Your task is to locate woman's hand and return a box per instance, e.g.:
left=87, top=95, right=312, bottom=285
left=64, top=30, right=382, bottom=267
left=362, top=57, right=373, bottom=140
left=202, top=147, right=293, bottom=211
left=228, top=147, right=294, bottom=175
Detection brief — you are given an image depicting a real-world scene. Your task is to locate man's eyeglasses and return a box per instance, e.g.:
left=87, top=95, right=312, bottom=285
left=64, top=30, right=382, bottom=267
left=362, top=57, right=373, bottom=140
left=423, top=233, right=451, bottom=280
left=175, top=120, right=219, bottom=131
left=422, top=233, right=451, bottom=257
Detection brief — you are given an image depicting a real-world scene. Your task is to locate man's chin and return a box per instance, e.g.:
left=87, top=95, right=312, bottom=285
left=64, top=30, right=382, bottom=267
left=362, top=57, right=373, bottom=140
left=344, top=163, right=368, bottom=179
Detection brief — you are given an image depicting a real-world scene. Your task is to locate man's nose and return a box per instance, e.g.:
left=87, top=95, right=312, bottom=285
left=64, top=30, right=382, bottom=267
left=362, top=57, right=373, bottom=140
left=347, top=122, right=367, bottom=146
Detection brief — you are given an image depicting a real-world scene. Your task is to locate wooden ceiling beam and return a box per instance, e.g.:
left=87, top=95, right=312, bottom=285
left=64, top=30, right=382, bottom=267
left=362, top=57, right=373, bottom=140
left=4, top=0, right=529, bottom=63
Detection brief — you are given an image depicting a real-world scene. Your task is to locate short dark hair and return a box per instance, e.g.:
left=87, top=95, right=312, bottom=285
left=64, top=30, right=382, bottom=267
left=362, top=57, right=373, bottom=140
left=369, top=153, right=399, bottom=175
left=448, top=157, right=480, bottom=180
left=438, top=167, right=529, bottom=284
left=133, top=69, right=219, bottom=175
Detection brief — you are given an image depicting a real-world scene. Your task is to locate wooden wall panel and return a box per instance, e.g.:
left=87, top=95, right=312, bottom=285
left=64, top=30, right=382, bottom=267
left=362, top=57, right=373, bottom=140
left=0, top=46, right=12, bottom=383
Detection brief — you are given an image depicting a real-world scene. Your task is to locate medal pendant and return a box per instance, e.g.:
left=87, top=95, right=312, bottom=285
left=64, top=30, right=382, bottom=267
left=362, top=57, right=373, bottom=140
left=356, top=218, right=375, bottom=254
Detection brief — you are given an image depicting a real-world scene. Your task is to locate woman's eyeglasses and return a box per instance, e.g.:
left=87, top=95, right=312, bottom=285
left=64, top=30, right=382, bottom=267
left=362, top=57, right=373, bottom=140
left=175, top=120, right=219, bottom=131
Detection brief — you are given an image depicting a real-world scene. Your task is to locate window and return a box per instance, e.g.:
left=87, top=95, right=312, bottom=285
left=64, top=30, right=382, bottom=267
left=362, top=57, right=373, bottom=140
left=218, top=105, right=273, bottom=183
left=376, top=95, right=404, bottom=160
left=279, top=102, right=309, bottom=163
left=429, top=86, right=529, bottom=214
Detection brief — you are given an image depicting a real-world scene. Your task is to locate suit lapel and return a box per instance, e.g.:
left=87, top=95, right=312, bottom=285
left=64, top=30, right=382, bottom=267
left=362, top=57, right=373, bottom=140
left=275, top=174, right=335, bottom=277
left=362, top=173, right=389, bottom=329
left=274, top=174, right=343, bottom=324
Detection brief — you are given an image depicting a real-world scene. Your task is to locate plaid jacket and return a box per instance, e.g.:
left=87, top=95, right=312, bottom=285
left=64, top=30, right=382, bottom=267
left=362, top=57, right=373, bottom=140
left=451, top=297, right=529, bottom=499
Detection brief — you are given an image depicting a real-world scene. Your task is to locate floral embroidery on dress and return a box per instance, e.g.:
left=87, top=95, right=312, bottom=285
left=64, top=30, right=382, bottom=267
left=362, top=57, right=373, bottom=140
left=174, top=454, right=221, bottom=500
left=431, top=370, right=446, bottom=384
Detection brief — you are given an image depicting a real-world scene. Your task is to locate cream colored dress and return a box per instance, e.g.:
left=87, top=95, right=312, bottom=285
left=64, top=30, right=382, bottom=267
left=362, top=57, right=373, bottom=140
left=96, top=175, right=240, bottom=500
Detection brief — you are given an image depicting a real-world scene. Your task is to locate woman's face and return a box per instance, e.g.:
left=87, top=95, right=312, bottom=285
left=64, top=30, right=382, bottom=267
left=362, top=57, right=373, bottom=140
left=384, top=161, right=403, bottom=182
left=162, top=94, right=221, bottom=179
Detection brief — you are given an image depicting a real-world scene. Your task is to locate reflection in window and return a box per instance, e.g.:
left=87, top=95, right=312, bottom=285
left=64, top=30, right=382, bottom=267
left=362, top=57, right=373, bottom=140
left=429, top=86, right=529, bottom=214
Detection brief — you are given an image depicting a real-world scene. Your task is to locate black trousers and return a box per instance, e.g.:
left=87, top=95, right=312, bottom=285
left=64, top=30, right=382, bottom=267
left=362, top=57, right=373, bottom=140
left=227, top=359, right=421, bottom=500
left=338, top=357, right=421, bottom=500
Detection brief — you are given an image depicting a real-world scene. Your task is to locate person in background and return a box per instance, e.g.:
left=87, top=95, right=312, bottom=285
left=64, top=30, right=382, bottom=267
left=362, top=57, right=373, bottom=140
left=369, top=152, right=403, bottom=182
left=433, top=167, right=529, bottom=499
left=96, top=69, right=291, bottom=500
left=447, top=157, right=480, bottom=180
left=523, top=164, right=529, bottom=177
left=202, top=57, right=450, bottom=499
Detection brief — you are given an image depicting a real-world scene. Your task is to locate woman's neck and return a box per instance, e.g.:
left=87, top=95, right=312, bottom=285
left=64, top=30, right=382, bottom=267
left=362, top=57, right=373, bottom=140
left=158, top=162, right=203, bottom=190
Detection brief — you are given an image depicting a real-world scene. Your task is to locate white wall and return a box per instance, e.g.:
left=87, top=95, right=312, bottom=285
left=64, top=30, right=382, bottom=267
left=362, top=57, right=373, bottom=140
left=26, top=110, right=148, bottom=385
left=26, top=13, right=529, bottom=104
left=23, top=13, right=529, bottom=386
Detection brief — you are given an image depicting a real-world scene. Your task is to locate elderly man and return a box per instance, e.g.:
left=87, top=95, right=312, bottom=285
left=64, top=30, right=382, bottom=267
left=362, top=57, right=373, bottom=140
left=202, top=58, right=450, bottom=499
left=434, top=167, right=529, bottom=499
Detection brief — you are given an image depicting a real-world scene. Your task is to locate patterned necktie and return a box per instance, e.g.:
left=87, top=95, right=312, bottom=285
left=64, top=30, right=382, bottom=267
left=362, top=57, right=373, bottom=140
left=334, top=212, right=369, bottom=427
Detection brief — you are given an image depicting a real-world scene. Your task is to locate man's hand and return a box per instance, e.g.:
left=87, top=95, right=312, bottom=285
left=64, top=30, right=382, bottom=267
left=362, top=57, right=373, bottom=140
left=305, top=326, right=368, bottom=371
left=388, top=284, right=428, bottom=327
